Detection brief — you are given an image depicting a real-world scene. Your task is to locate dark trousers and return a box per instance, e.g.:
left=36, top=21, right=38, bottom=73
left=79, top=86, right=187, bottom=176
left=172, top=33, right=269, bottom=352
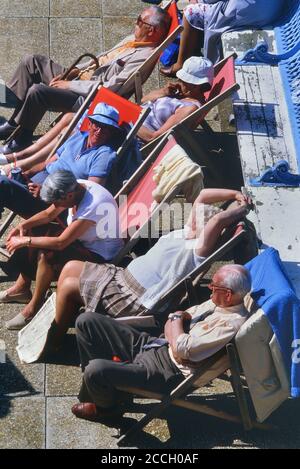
left=0, top=175, right=48, bottom=218
left=75, top=313, right=182, bottom=409
left=6, top=54, right=80, bottom=131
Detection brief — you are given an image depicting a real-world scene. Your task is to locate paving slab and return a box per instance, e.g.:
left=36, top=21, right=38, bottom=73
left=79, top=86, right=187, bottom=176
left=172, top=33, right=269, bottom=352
left=50, top=18, right=102, bottom=66
left=0, top=18, right=49, bottom=82
left=103, top=16, right=133, bottom=51
left=0, top=0, right=49, bottom=17
left=45, top=363, right=82, bottom=397
left=46, top=396, right=119, bottom=449
left=0, top=299, right=45, bottom=397
left=0, top=396, right=45, bottom=449
left=50, top=0, right=101, bottom=18
left=102, top=0, right=142, bottom=17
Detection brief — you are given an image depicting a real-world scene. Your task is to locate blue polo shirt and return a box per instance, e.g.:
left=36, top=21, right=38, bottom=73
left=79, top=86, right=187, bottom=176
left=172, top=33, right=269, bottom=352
left=46, top=131, right=116, bottom=180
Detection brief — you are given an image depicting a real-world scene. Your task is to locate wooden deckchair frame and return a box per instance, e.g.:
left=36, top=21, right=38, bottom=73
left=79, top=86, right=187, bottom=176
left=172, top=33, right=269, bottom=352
left=117, top=341, right=275, bottom=446
left=140, top=53, right=239, bottom=156
left=112, top=130, right=188, bottom=265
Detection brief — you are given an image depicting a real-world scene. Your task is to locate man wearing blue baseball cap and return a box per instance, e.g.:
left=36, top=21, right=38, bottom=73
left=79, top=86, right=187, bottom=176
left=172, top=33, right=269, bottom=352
left=0, top=102, right=122, bottom=220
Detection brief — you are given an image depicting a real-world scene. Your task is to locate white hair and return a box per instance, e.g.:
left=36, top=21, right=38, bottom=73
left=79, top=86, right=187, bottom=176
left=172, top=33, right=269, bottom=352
left=147, top=6, right=171, bottom=31
left=217, top=264, right=251, bottom=300
left=40, top=170, right=77, bottom=204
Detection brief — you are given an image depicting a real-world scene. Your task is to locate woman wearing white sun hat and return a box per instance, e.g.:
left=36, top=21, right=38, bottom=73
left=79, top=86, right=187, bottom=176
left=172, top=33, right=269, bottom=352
left=137, top=55, right=214, bottom=143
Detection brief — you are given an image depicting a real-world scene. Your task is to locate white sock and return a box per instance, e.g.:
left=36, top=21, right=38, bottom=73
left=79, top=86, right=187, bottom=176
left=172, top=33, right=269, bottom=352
left=0, top=153, right=8, bottom=165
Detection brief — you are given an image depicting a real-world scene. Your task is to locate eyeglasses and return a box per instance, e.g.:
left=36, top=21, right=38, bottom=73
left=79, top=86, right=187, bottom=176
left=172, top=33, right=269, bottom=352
left=208, top=283, right=233, bottom=293
left=136, top=15, right=155, bottom=28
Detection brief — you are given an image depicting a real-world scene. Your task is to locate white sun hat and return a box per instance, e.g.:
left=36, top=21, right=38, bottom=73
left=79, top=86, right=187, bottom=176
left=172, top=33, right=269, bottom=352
left=176, top=56, right=214, bottom=86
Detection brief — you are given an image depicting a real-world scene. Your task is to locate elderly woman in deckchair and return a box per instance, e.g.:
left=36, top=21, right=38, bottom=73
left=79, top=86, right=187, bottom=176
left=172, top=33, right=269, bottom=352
left=137, top=55, right=213, bottom=143
left=3, top=170, right=123, bottom=330
left=37, top=187, right=250, bottom=351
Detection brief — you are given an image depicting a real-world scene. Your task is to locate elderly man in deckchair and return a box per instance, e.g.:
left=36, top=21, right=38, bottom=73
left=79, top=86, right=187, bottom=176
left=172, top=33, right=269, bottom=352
left=71, top=263, right=250, bottom=422
left=0, top=6, right=171, bottom=154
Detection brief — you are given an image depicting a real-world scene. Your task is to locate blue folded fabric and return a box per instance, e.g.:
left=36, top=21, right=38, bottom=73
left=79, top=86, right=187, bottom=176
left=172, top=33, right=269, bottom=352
left=245, top=248, right=300, bottom=398
left=250, top=160, right=300, bottom=187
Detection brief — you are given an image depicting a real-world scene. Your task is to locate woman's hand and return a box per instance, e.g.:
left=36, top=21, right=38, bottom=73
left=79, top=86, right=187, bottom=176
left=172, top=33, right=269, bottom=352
left=235, top=191, right=252, bottom=206
left=6, top=225, right=27, bottom=243
left=164, top=81, right=184, bottom=98
left=6, top=236, right=30, bottom=254
left=28, top=182, right=41, bottom=198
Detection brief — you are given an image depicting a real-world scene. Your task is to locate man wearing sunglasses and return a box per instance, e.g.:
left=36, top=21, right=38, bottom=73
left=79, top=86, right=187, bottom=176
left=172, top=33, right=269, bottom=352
left=0, top=6, right=171, bottom=154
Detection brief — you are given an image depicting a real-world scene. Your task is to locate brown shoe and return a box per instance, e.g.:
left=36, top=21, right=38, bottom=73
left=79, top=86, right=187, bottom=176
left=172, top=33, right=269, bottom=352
left=71, top=402, right=123, bottom=422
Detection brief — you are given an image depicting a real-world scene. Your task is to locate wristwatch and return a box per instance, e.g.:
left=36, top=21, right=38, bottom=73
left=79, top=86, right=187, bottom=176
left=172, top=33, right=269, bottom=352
left=168, top=313, right=182, bottom=322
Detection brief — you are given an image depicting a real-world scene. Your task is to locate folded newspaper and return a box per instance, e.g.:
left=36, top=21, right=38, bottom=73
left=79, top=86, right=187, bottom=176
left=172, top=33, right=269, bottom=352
left=17, top=293, right=56, bottom=364
left=16, top=292, right=157, bottom=363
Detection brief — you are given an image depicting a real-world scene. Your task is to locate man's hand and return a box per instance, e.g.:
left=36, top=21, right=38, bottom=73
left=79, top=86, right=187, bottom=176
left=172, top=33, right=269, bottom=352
left=28, top=183, right=41, bottom=198
left=164, top=311, right=191, bottom=341
left=49, top=74, right=63, bottom=86
left=49, top=80, right=71, bottom=90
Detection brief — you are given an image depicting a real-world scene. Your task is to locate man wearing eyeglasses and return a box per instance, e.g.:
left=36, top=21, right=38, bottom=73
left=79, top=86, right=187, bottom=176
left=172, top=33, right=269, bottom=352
left=71, top=263, right=250, bottom=422
left=0, top=6, right=171, bottom=154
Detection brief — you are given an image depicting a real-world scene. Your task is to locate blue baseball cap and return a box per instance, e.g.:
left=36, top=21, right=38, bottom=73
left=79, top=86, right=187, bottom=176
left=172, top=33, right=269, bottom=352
left=88, top=102, right=120, bottom=129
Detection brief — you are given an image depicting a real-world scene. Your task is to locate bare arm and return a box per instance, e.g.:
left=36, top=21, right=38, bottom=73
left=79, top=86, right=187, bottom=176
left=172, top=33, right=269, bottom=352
left=137, top=104, right=198, bottom=143
left=6, top=204, right=65, bottom=244
left=22, top=155, right=58, bottom=177
left=6, top=218, right=95, bottom=254
left=195, top=204, right=248, bottom=258
left=193, top=188, right=244, bottom=206
left=164, top=311, right=192, bottom=363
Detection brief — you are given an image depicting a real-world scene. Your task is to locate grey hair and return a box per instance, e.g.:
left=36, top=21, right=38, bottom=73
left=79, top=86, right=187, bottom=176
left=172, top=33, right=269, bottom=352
left=147, top=6, right=171, bottom=31
left=217, top=264, right=251, bottom=300
left=40, top=170, right=78, bottom=204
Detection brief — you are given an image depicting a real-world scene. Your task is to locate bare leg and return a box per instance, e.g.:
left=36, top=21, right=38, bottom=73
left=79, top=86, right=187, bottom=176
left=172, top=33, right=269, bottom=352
left=53, top=260, right=85, bottom=344
left=161, top=16, right=203, bottom=76
left=20, top=252, right=54, bottom=319
left=176, top=16, right=202, bottom=71
left=6, top=272, right=31, bottom=295
left=4, top=112, right=74, bottom=164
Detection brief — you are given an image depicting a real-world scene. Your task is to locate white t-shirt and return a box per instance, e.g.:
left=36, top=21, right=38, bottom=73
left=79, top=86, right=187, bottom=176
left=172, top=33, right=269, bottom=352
left=127, top=227, right=204, bottom=289
left=67, top=179, right=123, bottom=260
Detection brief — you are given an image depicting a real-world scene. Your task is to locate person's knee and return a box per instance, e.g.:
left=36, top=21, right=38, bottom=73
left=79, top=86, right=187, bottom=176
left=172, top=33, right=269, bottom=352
left=26, top=83, right=47, bottom=99
left=37, top=251, right=48, bottom=263
left=85, top=359, right=112, bottom=385
left=0, top=176, right=13, bottom=204
left=75, top=311, right=95, bottom=333
left=59, top=260, right=83, bottom=283
left=22, top=54, right=46, bottom=67
left=57, top=276, right=79, bottom=299
left=75, top=312, right=111, bottom=336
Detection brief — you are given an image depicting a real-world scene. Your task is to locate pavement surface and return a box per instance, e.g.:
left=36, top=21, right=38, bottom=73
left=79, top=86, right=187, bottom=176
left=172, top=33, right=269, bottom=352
left=0, top=0, right=300, bottom=451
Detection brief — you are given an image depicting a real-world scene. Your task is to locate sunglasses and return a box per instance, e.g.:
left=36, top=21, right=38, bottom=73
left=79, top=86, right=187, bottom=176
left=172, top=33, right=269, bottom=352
left=89, top=121, right=110, bottom=131
left=208, top=283, right=233, bottom=293
left=136, top=15, right=155, bottom=28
